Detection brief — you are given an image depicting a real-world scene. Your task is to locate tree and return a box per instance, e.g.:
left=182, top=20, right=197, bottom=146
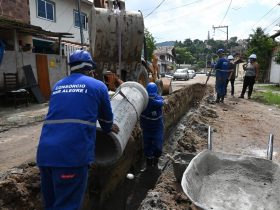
left=175, top=47, right=195, bottom=65
left=144, top=28, right=156, bottom=61
left=247, top=27, right=276, bottom=82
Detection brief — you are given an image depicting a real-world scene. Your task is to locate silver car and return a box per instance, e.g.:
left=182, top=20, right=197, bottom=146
left=187, top=70, right=196, bottom=79
left=173, top=69, right=189, bottom=81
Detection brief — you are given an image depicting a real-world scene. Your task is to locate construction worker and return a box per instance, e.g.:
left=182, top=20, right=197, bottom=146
left=140, top=82, right=164, bottom=170
left=214, top=49, right=229, bottom=103
left=239, top=54, right=260, bottom=99
left=226, top=55, right=236, bottom=96
left=36, top=50, right=119, bottom=210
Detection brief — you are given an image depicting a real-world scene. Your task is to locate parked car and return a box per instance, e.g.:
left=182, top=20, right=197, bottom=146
left=173, top=69, right=189, bottom=81
left=187, top=70, right=196, bottom=79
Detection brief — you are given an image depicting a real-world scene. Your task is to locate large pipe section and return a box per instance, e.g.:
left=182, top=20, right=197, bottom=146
left=95, top=82, right=148, bottom=166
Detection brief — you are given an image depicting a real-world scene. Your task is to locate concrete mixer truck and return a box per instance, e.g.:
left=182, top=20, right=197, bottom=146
left=88, top=0, right=171, bottom=94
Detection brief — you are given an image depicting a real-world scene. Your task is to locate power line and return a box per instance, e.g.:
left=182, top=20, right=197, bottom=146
left=239, top=2, right=280, bottom=38
left=143, top=0, right=202, bottom=17
left=263, top=15, right=280, bottom=31
left=219, top=0, right=232, bottom=25
left=144, top=0, right=167, bottom=18
left=147, top=0, right=224, bottom=28
left=251, top=2, right=280, bottom=29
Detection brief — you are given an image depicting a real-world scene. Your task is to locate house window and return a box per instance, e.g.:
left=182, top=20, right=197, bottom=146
left=37, top=0, right=55, bottom=21
left=74, top=10, right=87, bottom=30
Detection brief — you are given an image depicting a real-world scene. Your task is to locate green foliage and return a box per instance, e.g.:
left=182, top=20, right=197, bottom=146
left=175, top=47, right=195, bottom=65
left=253, top=91, right=280, bottom=106
left=246, top=27, right=276, bottom=82
left=174, top=37, right=232, bottom=68
left=144, top=28, right=156, bottom=61
left=197, top=60, right=205, bottom=68
left=256, top=85, right=280, bottom=91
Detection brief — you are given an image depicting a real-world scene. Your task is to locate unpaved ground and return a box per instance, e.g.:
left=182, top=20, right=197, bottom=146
left=0, top=123, right=42, bottom=172
left=140, top=78, right=280, bottom=209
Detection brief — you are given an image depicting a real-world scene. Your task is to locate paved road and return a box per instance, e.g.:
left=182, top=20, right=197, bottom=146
left=171, top=74, right=214, bottom=91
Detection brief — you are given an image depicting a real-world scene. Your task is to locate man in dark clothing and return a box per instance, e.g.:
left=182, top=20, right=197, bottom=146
left=226, top=55, right=236, bottom=96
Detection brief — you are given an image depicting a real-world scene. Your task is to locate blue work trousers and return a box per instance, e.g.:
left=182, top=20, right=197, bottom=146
left=143, top=129, right=164, bottom=158
left=39, top=166, right=88, bottom=210
left=215, top=77, right=227, bottom=97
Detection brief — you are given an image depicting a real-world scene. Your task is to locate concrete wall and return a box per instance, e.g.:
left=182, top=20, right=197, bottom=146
left=29, top=0, right=92, bottom=44
left=0, top=51, right=67, bottom=92
left=1, top=0, right=30, bottom=23
left=270, top=51, right=280, bottom=84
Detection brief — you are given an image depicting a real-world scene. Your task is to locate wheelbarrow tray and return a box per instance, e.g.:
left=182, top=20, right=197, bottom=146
left=181, top=150, right=280, bottom=210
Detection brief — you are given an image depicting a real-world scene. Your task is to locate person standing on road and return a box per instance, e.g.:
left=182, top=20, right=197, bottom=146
left=214, top=49, right=229, bottom=103
left=140, top=82, right=164, bottom=170
left=225, top=55, right=236, bottom=96
left=239, top=54, right=260, bottom=99
left=36, top=50, right=119, bottom=210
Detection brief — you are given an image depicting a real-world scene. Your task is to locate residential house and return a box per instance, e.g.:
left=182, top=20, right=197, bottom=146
left=29, top=0, right=93, bottom=55
left=0, top=0, right=73, bottom=101
left=154, top=46, right=176, bottom=74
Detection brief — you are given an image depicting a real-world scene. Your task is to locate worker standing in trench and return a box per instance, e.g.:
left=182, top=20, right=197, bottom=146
left=140, top=82, right=164, bottom=171
left=36, top=50, right=119, bottom=210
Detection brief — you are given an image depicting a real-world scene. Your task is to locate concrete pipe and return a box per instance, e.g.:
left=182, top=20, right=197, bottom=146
left=95, top=82, right=149, bottom=166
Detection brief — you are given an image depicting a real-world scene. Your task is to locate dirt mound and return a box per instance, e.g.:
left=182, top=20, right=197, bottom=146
left=0, top=163, right=42, bottom=210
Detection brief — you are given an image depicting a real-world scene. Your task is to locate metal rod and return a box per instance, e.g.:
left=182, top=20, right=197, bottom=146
left=208, top=126, right=212, bottom=150
left=267, top=134, right=274, bottom=160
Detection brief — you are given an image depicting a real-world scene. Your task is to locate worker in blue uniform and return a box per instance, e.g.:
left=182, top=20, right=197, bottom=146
left=36, top=50, right=119, bottom=210
left=140, top=82, right=164, bottom=170
left=214, top=49, right=229, bottom=103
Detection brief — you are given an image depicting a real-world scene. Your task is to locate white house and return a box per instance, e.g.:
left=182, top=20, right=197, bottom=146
left=154, top=46, right=176, bottom=74
left=29, top=0, right=93, bottom=55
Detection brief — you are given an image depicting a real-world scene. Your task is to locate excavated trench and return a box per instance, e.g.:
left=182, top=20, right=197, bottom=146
left=0, top=83, right=214, bottom=210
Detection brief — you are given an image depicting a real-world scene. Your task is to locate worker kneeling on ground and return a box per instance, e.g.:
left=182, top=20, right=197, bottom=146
left=36, top=50, right=119, bottom=210
left=140, top=82, right=164, bottom=170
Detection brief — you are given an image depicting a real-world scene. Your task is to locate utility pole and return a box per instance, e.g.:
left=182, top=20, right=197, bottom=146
left=76, top=0, right=84, bottom=48
left=212, top=25, right=228, bottom=50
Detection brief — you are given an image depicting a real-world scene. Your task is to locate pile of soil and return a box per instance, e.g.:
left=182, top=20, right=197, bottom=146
left=0, top=162, right=42, bottom=210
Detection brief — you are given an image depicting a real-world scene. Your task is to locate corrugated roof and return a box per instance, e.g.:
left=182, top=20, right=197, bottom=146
left=154, top=46, right=176, bottom=57
left=0, top=17, right=73, bottom=38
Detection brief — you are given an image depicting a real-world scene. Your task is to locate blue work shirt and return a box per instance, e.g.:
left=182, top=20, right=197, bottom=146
left=215, top=57, right=229, bottom=79
left=140, top=95, right=164, bottom=131
left=37, top=73, right=113, bottom=167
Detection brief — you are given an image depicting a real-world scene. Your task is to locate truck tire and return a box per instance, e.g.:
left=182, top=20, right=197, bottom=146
left=155, top=79, right=163, bottom=96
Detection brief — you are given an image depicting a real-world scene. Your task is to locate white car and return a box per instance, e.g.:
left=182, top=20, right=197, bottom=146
left=187, top=70, right=196, bottom=79
left=173, top=69, right=189, bottom=81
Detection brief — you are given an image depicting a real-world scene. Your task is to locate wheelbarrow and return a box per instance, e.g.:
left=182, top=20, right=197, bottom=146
left=181, top=127, right=280, bottom=210
left=167, top=153, right=196, bottom=183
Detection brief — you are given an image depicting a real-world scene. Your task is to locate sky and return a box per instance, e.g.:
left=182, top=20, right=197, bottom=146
left=121, top=0, right=280, bottom=43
